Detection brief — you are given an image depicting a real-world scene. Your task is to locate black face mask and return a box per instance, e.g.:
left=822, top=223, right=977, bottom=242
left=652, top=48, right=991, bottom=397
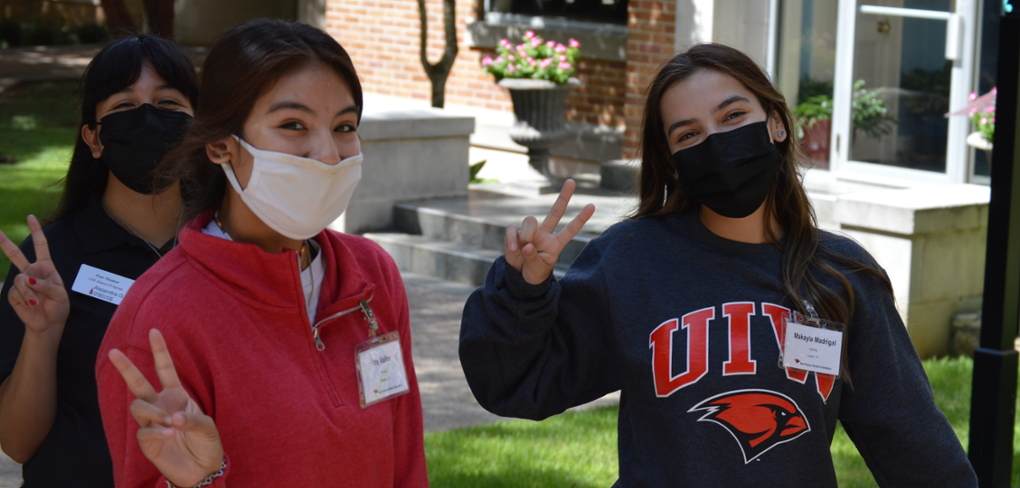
left=97, top=104, right=193, bottom=195
left=671, top=121, right=782, bottom=219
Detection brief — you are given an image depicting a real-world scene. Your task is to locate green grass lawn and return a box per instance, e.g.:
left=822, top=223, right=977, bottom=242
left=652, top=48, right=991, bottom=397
left=424, top=357, right=1020, bottom=487
left=0, top=80, right=78, bottom=273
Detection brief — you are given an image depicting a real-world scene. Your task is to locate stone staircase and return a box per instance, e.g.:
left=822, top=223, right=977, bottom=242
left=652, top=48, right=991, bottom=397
left=364, top=188, right=638, bottom=286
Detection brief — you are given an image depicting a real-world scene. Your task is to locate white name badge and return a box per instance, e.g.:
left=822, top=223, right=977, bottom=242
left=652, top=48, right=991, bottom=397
left=355, top=331, right=410, bottom=408
left=783, top=321, right=843, bottom=375
left=71, top=264, right=135, bottom=306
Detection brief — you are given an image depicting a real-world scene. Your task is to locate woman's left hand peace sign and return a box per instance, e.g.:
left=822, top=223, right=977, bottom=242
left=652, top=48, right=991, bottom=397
left=0, top=215, right=70, bottom=336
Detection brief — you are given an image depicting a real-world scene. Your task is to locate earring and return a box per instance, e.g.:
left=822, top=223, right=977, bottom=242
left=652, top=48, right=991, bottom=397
left=215, top=153, right=224, bottom=158
left=777, top=130, right=785, bottom=138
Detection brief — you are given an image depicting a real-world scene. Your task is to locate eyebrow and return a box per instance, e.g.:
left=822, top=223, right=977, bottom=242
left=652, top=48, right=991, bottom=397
left=267, top=102, right=360, bottom=118
left=665, top=95, right=752, bottom=136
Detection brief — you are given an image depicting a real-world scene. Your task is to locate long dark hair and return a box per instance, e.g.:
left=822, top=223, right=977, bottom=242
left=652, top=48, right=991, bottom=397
left=50, top=35, right=199, bottom=223
left=155, top=19, right=364, bottom=221
left=634, top=44, right=892, bottom=380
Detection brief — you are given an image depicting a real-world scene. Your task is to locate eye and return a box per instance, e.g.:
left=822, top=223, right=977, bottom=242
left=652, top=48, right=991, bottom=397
left=280, top=120, right=307, bottom=131
left=111, top=101, right=135, bottom=110
left=724, top=110, right=746, bottom=121
left=335, top=123, right=357, bottom=133
left=158, top=99, right=183, bottom=109
left=677, top=131, right=697, bottom=143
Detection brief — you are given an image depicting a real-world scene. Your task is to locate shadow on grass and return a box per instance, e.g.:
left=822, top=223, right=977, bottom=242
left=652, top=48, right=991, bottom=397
left=428, top=467, right=607, bottom=488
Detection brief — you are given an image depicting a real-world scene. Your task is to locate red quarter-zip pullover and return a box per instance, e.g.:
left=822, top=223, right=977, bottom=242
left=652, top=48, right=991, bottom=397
left=96, top=211, right=428, bottom=487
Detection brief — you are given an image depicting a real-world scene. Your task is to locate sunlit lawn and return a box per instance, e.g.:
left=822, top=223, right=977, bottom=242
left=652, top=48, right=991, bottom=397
left=424, top=357, right=1020, bottom=487
left=0, top=81, right=77, bottom=273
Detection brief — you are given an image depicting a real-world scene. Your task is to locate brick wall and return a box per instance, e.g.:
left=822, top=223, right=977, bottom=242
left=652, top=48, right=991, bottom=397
left=325, top=0, right=627, bottom=130
left=623, top=0, right=675, bottom=158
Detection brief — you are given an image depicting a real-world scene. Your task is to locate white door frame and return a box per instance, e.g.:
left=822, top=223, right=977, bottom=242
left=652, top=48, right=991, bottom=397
left=830, top=0, right=978, bottom=186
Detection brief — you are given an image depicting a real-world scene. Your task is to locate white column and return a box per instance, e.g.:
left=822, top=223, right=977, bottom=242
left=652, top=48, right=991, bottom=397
left=675, top=0, right=715, bottom=52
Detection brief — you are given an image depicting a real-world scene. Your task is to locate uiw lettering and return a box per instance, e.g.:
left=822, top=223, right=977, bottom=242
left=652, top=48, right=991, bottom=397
left=648, top=302, right=836, bottom=402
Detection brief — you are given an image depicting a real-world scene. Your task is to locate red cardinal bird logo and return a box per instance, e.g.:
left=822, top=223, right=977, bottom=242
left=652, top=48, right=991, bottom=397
left=688, top=389, right=810, bottom=463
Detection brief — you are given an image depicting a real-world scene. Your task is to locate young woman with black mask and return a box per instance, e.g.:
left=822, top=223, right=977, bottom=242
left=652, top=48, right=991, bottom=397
left=459, top=43, right=977, bottom=486
left=0, top=36, right=197, bottom=487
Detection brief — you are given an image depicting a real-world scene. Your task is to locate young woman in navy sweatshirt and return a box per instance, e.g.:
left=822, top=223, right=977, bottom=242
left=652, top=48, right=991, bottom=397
left=459, top=43, right=977, bottom=487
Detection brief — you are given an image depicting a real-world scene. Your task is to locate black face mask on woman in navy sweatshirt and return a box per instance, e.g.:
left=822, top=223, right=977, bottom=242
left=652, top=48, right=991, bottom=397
left=98, top=104, right=193, bottom=195
left=671, top=121, right=782, bottom=218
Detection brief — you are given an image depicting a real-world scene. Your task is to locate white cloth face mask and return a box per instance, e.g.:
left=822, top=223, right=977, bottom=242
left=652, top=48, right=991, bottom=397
left=221, top=135, right=363, bottom=240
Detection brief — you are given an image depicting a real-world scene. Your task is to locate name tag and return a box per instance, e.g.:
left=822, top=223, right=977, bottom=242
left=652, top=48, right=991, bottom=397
left=783, top=321, right=843, bottom=375
left=71, top=264, right=135, bottom=306
left=355, top=331, right=410, bottom=408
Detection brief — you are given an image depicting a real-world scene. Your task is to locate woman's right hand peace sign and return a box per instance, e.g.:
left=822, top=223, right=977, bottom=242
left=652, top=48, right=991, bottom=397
left=505, top=179, right=596, bottom=285
left=108, top=329, right=224, bottom=488
left=0, top=215, right=70, bottom=335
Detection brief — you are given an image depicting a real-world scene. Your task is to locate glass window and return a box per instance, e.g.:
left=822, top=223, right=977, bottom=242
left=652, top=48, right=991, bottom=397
left=848, top=0, right=954, bottom=174
left=778, top=0, right=839, bottom=170
left=506, top=0, right=628, bottom=24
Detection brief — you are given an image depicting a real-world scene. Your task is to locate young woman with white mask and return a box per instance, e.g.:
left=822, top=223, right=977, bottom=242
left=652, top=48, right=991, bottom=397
left=95, top=19, right=427, bottom=488
left=459, top=43, right=976, bottom=486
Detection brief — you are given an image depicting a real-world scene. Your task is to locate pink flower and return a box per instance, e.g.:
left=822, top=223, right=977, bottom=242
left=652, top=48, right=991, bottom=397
left=530, top=37, right=542, bottom=47
left=540, top=58, right=553, bottom=68
left=508, top=54, right=515, bottom=61
left=494, top=56, right=504, bottom=64
left=546, top=40, right=556, bottom=48
left=482, top=56, right=493, bottom=66
left=530, top=59, right=537, bottom=67
left=524, top=30, right=535, bottom=39
left=986, top=105, right=996, bottom=113
left=507, top=65, right=516, bottom=73
left=559, top=54, right=567, bottom=61
left=555, top=44, right=567, bottom=53
left=569, top=38, right=580, bottom=48
left=969, top=92, right=978, bottom=101
left=991, top=118, right=996, bottom=123
left=993, top=87, right=998, bottom=94
left=981, top=117, right=988, bottom=125
left=558, top=61, right=572, bottom=70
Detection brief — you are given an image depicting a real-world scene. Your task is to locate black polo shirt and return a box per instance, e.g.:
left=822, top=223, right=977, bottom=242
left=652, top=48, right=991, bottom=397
left=0, top=196, right=174, bottom=488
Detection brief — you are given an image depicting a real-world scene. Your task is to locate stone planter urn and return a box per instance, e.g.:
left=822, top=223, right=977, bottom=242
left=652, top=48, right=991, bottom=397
left=966, top=131, right=993, bottom=163
left=499, top=77, right=580, bottom=182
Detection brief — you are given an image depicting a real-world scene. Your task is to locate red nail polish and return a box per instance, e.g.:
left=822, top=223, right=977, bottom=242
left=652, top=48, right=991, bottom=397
left=27, top=277, right=36, bottom=286
left=28, top=297, right=37, bottom=306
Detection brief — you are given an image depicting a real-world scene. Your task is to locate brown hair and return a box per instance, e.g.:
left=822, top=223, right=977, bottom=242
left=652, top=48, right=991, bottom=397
left=155, top=19, right=363, bottom=220
left=634, top=44, right=892, bottom=380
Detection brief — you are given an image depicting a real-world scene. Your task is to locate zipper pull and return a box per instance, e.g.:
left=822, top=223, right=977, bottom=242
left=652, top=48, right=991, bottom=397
left=360, top=299, right=379, bottom=337
left=313, top=326, right=325, bottom=351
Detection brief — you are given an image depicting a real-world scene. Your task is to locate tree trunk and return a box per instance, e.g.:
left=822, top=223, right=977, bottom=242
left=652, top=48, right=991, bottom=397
left=142, top=0, right=174, bottom=38
left=418, top=0, right=458, bottom=108
left=99, top=0, right=137, bottom=36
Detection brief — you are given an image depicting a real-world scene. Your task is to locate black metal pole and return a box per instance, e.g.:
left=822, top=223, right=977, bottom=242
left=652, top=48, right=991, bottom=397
left=968, top=7, right=1020, bottom=488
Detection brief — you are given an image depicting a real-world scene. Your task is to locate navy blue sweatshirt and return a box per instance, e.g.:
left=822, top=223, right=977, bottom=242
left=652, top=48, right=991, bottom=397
left=459, top=209, right=977, bottom=487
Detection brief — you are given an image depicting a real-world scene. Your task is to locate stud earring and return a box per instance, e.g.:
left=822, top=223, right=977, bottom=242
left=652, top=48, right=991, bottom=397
left=777, top=131, right=785, bottom=138
left=215, top=153, right=224, bottom=158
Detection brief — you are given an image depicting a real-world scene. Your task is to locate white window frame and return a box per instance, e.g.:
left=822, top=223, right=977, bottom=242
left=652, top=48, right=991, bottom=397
left=830, top=0, right=978, bottom=187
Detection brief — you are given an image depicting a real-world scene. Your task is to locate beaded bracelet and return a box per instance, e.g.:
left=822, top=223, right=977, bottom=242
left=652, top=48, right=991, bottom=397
left=165, top=459, right=227, bottom=488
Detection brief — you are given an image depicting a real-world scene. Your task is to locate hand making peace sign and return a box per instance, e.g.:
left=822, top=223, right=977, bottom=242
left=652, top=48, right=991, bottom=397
left=505, top=179, right=596, bottom=285
left=108, top=329, right=224, bottom=487
left=0, top=215, right=70, bottom=335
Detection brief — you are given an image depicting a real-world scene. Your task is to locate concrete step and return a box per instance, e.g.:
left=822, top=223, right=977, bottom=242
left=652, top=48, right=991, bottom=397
left=366, top=232, right=569, bottom=286
left=392, top=195, right=597, bottom=266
